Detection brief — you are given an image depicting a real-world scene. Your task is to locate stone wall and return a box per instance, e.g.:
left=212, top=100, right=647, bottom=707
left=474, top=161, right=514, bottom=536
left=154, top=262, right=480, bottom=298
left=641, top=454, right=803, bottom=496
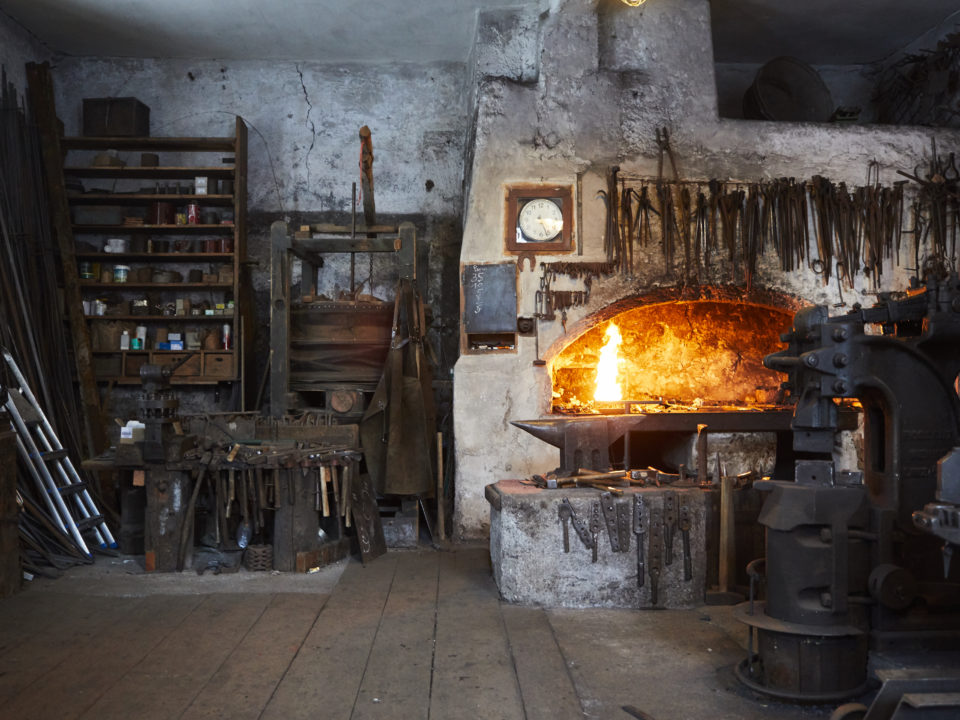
left=0, top=10, right=49, bottom=91
left=452, top=0, right=960, bottom=539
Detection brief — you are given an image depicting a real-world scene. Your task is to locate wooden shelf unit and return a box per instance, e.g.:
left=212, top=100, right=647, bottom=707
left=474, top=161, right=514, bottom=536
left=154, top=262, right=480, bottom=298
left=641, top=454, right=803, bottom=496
left=64, top=117, right=248, bottom=391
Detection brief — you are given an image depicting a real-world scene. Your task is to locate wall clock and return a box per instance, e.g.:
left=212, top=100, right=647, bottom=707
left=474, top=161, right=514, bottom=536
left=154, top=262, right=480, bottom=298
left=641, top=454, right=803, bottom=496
left=504, top=185, right=574, bottom=254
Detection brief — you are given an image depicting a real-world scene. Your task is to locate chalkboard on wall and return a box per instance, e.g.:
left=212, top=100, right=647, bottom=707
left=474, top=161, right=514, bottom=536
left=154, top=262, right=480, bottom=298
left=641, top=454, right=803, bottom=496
left=462, top=263, right=517, bottom=334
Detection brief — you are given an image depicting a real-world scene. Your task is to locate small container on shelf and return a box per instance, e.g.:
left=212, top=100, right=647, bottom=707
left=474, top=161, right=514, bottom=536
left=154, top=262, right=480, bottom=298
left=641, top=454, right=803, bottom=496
left=105, top=237, right=128, bottom=253
left=114, top=265, right=130, bottom=283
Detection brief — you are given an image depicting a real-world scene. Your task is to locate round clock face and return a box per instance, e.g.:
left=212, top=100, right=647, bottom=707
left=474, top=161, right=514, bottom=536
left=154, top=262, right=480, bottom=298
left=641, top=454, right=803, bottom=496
left=518, top=198, right=563, bottom=242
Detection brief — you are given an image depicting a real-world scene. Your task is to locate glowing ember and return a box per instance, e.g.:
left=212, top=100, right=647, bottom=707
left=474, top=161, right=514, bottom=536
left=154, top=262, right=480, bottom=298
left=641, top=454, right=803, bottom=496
left=594, top=323, right=623, bottom=401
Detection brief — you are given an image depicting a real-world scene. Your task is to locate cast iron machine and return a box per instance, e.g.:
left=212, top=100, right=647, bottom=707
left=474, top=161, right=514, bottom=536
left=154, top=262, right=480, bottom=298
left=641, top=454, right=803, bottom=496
left=737, top=270, right=960, bottom=703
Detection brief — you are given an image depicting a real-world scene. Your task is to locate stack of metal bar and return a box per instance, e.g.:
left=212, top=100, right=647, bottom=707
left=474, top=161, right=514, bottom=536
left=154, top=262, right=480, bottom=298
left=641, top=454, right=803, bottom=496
left=0, top=67, right=99, bottom=575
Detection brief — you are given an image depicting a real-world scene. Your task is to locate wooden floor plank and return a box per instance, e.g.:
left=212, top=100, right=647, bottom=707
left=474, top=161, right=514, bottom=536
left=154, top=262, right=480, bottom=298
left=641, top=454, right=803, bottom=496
left=5, top=594, right=203, bottom=720
left=501, top=605, right=584, bottom=720
left=261, top=555, right=399, bottom=720
left=0, top=593, right=129, bottom=705
left=180, top=592, right=328, bottom=720
left=351, top=551, right=440, bottom=720
left=429, top=549, right=525, bottom=720
left=78, top=593, right=271, bottom=720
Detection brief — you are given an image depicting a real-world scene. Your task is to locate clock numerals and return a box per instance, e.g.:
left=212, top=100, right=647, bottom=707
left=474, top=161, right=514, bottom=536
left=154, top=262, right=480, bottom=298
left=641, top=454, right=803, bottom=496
left=505, top=185, right=572, bottom=253
left=518, top=198, right=563, bottom=242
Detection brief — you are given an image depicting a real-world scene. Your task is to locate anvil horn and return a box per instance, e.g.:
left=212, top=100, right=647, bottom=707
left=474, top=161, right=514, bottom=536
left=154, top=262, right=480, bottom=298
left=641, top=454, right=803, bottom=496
left=510, top=419, right=564, bottom=449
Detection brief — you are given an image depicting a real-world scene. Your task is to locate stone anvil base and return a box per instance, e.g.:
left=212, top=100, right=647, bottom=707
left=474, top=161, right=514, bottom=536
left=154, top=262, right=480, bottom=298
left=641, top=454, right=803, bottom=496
left=486, top=479, right=707, bottom=609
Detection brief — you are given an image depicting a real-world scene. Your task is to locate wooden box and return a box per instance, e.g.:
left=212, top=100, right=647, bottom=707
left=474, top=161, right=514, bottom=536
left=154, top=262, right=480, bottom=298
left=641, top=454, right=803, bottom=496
left=203, top=352, right=235, bottom=378
left=82, top=97, right=150, bottom=137
left=93, top=354, right=122, bottom=377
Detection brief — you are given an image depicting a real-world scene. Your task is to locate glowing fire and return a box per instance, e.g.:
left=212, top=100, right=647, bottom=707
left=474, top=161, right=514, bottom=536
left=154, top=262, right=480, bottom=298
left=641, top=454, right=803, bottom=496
left=552, top=300, right=794, bottom=413
left=594, top=323, right=623, bottom=401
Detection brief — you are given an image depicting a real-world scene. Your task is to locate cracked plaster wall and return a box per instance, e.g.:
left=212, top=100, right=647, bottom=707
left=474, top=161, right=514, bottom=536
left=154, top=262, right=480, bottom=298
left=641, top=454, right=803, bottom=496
left=453, top=0, right=960, bottom=539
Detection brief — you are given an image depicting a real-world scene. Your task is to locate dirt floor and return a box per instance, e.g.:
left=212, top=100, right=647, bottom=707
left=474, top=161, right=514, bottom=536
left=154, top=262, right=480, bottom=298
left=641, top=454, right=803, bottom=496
left=1, top=547, right=847, bottom=719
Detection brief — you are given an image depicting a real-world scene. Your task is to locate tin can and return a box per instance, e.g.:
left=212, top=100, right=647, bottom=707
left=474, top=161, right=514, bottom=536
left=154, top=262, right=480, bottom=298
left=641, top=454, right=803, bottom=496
left=79, top=261, right=94, bottom=280
left=222, top=323, right=232, bottom=350
left=186, top=204, right=200, bottom=224
left=114, top=265, right=130, bottom=283
left=175, top=212, right=187, bottom=226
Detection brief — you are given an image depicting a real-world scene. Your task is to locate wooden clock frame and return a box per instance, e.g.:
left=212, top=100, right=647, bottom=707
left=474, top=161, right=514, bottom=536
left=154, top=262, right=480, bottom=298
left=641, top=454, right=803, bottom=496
left=504, top=184, right=574, bottom=254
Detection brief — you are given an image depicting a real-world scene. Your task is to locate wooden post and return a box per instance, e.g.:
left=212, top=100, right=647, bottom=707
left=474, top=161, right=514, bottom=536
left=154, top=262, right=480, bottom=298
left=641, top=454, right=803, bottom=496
left=359, top=125, right=376, bottom=229
left=269, top=221, right=291, bottom=417
left=436, top=431, right=445, bottom=540
left=25, top=62, right=106, bottom=460
left=719, top=473, right=736, bottom=593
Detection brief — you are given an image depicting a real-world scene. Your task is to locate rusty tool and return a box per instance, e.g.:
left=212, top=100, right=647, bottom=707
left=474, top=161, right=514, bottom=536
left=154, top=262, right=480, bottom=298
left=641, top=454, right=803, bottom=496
left=561, top=498, right=593, bottom=551
left=600, top=491, right=621, bottom=552
left=319, top=465, right=330, bottom=517
left=679, top=502, right=692, bottom=582
left=226, top=468, right=235, bottom=518
left=648, top=506, right=663, bottom=605
left=617, top=501, right=631, bottom=552
left=558, top=501, right=572, bottom=553
left=633, top=494, right=645, bottom=587
left=663, top=490, right=677, bottom=566
left=590, top=501, right=601, bottom=563
left=633, top=493, right=646, bottom=587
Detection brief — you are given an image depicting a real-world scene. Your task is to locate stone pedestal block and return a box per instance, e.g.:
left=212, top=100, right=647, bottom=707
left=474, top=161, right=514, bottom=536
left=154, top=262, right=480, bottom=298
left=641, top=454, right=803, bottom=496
left=488, top=479, right=708, bottom=609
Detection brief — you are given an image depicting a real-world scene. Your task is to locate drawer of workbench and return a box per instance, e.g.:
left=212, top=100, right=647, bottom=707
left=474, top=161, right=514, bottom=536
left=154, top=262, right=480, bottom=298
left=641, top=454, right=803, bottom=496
left=203, top=352, right=234, bottom=378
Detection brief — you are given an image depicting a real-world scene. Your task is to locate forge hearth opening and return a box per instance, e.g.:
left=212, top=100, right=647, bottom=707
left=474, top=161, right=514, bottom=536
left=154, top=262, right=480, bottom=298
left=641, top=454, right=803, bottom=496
left=549, top=298, right=793, bottom=413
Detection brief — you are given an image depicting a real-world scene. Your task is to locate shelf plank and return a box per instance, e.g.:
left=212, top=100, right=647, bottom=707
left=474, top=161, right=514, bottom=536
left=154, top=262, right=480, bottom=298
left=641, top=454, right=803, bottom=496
left=94, top=376, right=237, bottom=385
left=74, top=223, right=235, bottom=234
left=63, top=166, right=234, bottom=180
left=76, top=252, right=233, bottom=260
left=67, top=193, right=234, bottom=206
left=92, top=349, right=235, bottom=355
left=61, top=136, right=235, bottom=152
left=80, top=283, right=233, bottom=289
left=86, top=314, right=236, bottom=321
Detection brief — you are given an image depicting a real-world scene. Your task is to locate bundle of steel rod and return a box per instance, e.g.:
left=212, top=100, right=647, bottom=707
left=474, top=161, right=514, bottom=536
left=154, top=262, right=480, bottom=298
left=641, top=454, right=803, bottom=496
left=0, top=68, right=103, bottom=553
left=613, top=171, right=947, bottom=290
left=18, top=492, right=93, bottom=578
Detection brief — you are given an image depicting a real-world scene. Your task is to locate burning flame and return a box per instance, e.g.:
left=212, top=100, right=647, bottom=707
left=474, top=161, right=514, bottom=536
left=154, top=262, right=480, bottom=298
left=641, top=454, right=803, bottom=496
left=594, top=323, right=623, bottom=401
